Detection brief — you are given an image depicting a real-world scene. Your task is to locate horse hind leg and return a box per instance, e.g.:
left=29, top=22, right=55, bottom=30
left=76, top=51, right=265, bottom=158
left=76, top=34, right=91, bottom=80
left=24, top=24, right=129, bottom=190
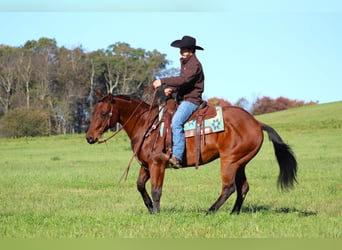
left=231, top=165, right=249, bottom=214
left=206, top=162, right=237, bottom=215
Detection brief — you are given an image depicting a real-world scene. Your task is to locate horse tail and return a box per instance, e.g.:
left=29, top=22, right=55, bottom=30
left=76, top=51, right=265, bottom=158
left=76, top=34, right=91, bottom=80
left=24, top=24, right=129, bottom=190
left=261, top=124, right=297, bottom=190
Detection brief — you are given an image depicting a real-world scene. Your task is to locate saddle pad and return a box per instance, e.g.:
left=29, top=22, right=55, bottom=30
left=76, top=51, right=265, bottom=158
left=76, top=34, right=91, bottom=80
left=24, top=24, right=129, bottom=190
left=184, top=106, right=224, bottom=138
left=159, top=106, right=224, bottom=137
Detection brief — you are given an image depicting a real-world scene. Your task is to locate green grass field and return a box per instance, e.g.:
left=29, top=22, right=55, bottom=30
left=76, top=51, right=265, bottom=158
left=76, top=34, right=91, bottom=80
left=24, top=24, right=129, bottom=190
left=0, top=102, right=341, bottom=238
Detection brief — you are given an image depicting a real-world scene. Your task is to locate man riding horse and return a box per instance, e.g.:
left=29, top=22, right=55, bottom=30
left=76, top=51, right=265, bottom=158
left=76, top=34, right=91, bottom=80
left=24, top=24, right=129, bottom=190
left=153, top=35, right=205, bottom=169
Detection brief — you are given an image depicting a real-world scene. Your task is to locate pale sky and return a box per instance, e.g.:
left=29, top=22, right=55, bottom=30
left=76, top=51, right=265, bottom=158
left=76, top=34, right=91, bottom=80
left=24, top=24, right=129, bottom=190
left=1, top=0, right=341, bottom=104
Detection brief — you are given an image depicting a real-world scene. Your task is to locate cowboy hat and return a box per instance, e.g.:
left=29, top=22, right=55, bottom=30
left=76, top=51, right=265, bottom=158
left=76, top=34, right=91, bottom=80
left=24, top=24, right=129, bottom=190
left=170, top=35, right=204, bottom=50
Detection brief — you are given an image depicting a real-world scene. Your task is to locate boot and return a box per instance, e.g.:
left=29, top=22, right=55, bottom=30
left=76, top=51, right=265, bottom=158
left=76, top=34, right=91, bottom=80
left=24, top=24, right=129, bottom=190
left=160, top=153, right=182, bottom=169
left=168, top=156, right=182, bottom=169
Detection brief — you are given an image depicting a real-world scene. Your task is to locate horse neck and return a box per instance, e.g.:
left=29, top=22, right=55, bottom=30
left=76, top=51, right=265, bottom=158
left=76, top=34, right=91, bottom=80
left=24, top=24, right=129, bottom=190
left=115, top=97, right=154, bottom=140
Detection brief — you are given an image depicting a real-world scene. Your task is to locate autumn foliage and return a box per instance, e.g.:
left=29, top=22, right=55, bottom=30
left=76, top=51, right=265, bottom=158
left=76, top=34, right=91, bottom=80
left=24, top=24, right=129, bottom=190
left=251, top=96, right=317, bottom=115
left=208, top=97, right=232, bottom=107
left=208, top=96, right=317, bottom=115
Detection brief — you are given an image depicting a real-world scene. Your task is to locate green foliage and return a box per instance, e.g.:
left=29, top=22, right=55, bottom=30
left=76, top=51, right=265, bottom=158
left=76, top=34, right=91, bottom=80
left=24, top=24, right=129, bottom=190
left=101, top=42, right=169, bottom=94
left=0, top=102, right=341, bottom=238
left=0, top=38, right=170, bottom=136
left=0, top=108, right=49, bottom=137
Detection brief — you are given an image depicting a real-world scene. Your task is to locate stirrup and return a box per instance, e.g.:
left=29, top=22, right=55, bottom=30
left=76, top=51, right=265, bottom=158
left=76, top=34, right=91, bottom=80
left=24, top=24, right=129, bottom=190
left=168, top=156, right=182, bottom=169
left=159, top=153, right=170, bottom=162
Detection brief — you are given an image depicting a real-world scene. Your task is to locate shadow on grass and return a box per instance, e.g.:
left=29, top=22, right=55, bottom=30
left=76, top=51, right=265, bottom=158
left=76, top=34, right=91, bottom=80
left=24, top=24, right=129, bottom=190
left=241, top=204, right=317, bottom=217
left=160, top=204, right=317, bottom=217
left=241, top=204, right=270, bottom=213
left=274, top=207, right=317, bottom=216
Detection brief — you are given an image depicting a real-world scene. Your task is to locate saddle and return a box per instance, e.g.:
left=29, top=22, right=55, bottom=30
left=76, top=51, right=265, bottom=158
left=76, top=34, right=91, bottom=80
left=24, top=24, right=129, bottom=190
left=155, top=99, right=224, bottom=169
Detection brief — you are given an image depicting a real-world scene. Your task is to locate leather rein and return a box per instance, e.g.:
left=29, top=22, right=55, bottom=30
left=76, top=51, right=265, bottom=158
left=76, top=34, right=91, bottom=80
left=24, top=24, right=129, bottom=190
left=98, top=87, right=157, bottom=144
left=96, top=87, right=159, bottom=182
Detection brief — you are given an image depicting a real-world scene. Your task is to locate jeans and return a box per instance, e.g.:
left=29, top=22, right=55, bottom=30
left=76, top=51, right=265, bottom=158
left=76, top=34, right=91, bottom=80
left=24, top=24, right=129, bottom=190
left=172, top=101, right=199, bottom=160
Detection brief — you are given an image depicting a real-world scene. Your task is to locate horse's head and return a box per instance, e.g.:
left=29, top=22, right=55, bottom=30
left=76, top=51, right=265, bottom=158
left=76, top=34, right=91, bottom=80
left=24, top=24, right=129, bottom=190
left=86, top=92, right=119, bottom=144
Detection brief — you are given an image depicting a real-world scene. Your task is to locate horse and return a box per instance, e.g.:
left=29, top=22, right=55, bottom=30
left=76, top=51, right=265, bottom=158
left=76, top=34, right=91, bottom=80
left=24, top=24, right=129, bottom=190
left=86, top=92, right=297, bottom=214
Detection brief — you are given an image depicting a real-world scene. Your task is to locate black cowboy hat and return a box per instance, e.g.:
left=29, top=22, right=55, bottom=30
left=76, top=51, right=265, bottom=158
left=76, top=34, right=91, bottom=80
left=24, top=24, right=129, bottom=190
left=170, top=35, right=204, bottom=51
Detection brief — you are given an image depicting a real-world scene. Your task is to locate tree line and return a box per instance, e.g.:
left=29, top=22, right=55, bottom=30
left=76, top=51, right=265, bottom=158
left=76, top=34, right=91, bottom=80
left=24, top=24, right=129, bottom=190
left=0, top=37, right=172, bottom=137
left=207, top=96, right=317, bottom=115
left=0, top=37, right=316, bottom=137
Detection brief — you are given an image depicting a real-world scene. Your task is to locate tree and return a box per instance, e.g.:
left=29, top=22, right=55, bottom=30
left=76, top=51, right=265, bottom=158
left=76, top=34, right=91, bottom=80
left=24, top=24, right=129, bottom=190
left=235, top=97, right=250, bottom=111
left=56, top=46, right=89, bottom=133
left=102, top=42, right=168, bottom=94
left=208, top=97, right=231, bottom=107
left=0, top=46, right=19, bottom=115
left=0, top=37, right=171, bottom=136
left=87, top=50, right=106, bottom=117
left=0, top=108, right=49, bottom=137
left=251, top=96, right=317, bottom=115
left=22, top=38, right=59, bottom=134
left=23, top=37, right=58, bottom=104
left=16, top=48, right=33, bottom=109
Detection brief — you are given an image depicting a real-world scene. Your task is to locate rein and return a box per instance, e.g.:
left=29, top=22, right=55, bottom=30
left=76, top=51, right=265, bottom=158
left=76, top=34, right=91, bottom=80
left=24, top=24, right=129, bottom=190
left=98, top=99, right=144, bottom=144
left=119, top=87, right=159, bottom=182
left=98, top=103, right=119, bottom=144
left=97, top=86, right=156, bottom=144
left=94, top=86, right=158, bottom=182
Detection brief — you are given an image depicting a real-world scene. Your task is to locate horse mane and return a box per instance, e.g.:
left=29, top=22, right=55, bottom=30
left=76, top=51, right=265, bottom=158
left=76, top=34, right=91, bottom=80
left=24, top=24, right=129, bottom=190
left=99, top=93, right=159, bottom=110
left=95, top=89, right=162, bottom=113
left=118, top=92, right=161, bottom=108
left=98, top=93, right=140, bottom=103
left=115, top=94, right=142, bottom=103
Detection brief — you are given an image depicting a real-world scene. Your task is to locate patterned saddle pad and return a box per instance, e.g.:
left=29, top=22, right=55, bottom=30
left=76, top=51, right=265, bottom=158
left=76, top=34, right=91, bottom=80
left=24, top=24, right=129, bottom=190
left=159, top=106, right=225, bottom=138
left=184, top=106, right=224, bottom=137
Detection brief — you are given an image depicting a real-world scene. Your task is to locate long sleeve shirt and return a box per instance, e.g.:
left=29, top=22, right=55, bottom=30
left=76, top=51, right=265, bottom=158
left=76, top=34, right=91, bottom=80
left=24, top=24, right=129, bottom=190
left=160, top=54, right=204, bottom=106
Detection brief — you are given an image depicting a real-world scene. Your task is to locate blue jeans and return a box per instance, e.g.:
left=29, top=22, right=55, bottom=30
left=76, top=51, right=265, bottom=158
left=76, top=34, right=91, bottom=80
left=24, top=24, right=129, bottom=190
left=172, top=101, right=198, bottom=160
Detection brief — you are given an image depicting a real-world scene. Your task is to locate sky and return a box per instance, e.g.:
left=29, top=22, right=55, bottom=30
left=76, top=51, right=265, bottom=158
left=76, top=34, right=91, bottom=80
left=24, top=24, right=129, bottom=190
left=0, top=0, right=341, bottom=104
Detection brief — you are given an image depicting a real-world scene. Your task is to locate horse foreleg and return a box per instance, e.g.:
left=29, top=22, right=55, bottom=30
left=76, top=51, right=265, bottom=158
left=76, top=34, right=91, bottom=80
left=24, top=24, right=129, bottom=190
left=206, top=162, right=237, bottom=215
left=231, top=165, right=249, bottom=214
left=149, top=162, right=166, bottom=214
left=137, top=167, right=153, bottom=213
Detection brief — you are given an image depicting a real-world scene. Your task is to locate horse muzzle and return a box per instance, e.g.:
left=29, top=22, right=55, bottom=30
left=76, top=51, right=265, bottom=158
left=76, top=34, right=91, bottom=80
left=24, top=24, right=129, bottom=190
left=86, top=136, right=98, bottom=144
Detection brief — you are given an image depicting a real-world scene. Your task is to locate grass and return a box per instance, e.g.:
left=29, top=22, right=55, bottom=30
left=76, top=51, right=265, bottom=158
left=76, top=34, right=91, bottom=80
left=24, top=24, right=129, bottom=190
left=0, top=102, right=341, bottom=238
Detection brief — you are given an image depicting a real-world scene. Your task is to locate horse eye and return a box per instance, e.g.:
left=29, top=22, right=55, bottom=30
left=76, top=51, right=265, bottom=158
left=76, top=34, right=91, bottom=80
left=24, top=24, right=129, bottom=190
left=101, top=112, right=107, bottom=117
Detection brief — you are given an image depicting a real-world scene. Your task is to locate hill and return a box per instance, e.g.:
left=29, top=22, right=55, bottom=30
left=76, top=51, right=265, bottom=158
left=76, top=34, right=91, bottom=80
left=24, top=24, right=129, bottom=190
left=256, top=101, right=342, bottom=131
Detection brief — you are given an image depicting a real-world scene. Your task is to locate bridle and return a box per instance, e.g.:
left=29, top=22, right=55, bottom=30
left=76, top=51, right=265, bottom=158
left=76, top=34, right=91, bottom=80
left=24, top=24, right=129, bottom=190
left=98, top=87, right=158, bottom=144
left=98, top=95, right=146, bottom=144
left=94, top=87, right=159, bottom=182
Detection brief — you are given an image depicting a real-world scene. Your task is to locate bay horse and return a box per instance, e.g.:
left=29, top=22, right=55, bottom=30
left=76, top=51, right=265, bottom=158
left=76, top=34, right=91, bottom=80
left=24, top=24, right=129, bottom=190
left=86, top=92, right=297, bottom=214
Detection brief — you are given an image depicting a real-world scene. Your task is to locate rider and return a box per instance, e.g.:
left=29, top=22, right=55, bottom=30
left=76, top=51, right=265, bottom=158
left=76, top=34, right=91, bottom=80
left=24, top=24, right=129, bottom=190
left=153, top=35, right=205, bottom=168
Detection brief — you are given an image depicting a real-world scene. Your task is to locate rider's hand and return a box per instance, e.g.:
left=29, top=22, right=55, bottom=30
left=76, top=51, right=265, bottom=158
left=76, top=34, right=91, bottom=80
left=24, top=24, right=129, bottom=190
left=164, top=88, right=173, bottom=96
left=152, top=79, right=162, bottom=89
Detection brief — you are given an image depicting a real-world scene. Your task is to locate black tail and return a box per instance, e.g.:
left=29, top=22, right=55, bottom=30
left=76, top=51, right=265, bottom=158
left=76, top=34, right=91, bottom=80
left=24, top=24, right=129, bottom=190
left=262, top=124, right=297, bottom=190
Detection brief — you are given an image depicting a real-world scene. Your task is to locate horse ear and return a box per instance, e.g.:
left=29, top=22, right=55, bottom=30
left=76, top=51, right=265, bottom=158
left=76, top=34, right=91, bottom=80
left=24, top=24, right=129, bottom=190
left=95, top=91, right=103, bottom=99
